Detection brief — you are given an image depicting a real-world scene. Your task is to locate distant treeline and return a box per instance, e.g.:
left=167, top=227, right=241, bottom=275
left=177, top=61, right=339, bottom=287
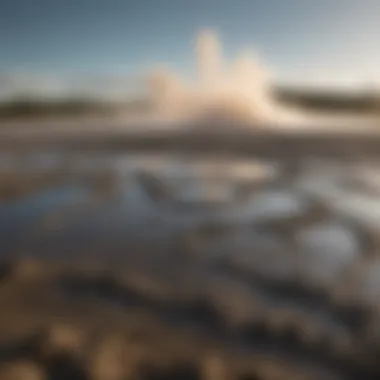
left=275, top=87, right=380, bottom=114
left=0, top=97, right=151, bottom=120
left=0, top=88, right=379, bottom=120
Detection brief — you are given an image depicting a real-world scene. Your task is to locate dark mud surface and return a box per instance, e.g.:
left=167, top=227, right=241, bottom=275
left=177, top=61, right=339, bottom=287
left=2, top=128, right=380, bottom=160
left=1, top=136, right=380, bottom=379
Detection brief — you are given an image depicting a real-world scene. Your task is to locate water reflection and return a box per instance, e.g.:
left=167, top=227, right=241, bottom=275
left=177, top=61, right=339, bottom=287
left=0, top=152, right=379, bottom=270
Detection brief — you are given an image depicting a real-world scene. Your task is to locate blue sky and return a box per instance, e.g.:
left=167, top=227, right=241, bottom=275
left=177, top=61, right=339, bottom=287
left=1, top=0, right=380, bottom=97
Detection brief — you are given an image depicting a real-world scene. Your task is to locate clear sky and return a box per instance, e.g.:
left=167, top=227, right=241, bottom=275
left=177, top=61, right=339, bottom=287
left=1, top=0, right=380, bottom=97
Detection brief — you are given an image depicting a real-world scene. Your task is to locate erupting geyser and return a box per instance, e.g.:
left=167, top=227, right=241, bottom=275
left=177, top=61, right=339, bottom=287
left=196, top=30, right=224, bottom=87
left=147, top=30, right=303, bottom=126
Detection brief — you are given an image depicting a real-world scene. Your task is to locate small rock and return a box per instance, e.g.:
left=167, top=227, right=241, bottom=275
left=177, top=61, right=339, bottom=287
left=202, top=354, right=228, bottom=380
left=90, top=336, right=139, bottom=380
left=13, top=259, right=46, bottom=280
left=0, top=361, right=45, bottom=380
left=43, top=324, right=85, bottom=357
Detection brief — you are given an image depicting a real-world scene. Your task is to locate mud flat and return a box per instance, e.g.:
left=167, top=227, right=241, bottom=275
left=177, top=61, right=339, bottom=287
left=1, top=126, right=380, bottom=162
left=1, top=143, right=380, bottom=379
